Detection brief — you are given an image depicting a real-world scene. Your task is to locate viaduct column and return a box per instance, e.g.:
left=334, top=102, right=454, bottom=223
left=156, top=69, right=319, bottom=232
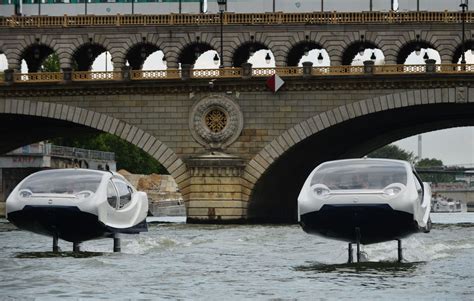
left=185, top=155, right=247, bottom=222
left=184, top=94, right=248, bottom=222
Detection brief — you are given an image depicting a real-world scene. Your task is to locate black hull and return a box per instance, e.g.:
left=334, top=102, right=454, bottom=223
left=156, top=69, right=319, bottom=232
left=8, top=205, right=148, bottom=243
left=300, top=204, right=420, bottom=244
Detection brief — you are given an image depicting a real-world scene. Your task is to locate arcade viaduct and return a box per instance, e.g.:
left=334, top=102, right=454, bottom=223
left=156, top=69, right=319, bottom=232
left=1, top=12, right=474, bottom=222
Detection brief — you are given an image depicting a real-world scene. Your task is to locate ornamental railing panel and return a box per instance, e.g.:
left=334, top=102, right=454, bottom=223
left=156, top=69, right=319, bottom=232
left=438, top=64, right=474, bottom=73
left=13, top=72, right=63, bottom=82
left=72, top=71, right=121, bottom=81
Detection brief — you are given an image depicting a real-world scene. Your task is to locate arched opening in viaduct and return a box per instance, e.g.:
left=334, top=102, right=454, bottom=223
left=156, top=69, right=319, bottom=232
left=232, top=41, right=268, bottom=67
left=178, top=42, right=214, bottom=66
left=73, top=43, right=108, bottom=71
left=341, top=39, right=380, bottom=65
left=20, top=44, right=54, bottom=73
left=452, top=40, right=474, bottom=63
left=126, top=42, right=161, bottom=70
left=286, top=41, right=324, bottom=66
left=397, top=39, right=437, bottom=64
left=247, top=90, right=474, bottom=223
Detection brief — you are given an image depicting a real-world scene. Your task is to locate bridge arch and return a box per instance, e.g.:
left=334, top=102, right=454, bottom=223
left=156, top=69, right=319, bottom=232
left=245, top=87, right=474, bottom=222
left=452, top=40, right=474, bottom=63
left=6, top=36, right=60, bottom=72
left=0, top=99, right=188, bottom=190
left=397, top=39, right=436, bottom=64
left=120, top=34, right=169, bottom=70
left=20, top=43, right=55, bottom=73
left=126, top=42, right=161, bottom=70
left=73, top=42, right=110, bottom=71
left=341, top=39, right=380, bottom=65
left=286, top=40, right=324, bottom=66
left=178, top=41, right=215, bottom=66
left=232, top=40, right=269, bottom=67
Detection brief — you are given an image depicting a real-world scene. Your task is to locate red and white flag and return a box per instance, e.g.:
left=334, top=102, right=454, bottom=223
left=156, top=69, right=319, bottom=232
left=266, top=74, right=285, bottom=93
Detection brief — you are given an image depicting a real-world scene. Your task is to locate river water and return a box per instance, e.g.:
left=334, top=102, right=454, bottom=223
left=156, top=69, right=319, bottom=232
left=0, top=213, right=473, bottom=300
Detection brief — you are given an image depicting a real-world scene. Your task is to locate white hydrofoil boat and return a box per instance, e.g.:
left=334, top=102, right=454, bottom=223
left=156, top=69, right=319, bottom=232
left=298, top=158, right=431, bottom=262
left=6, top=169, right=148, bottom=252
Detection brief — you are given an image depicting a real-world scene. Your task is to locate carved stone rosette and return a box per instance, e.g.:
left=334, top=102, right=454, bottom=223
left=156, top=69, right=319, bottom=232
left=189, top=94, right=244, bottom=150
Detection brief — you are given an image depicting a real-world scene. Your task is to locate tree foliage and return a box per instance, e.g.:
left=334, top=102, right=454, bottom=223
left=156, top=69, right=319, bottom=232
left=51, top=133, right=167, bottom=175
left=415, top=158, right=455, bottom=183
left=368, top=144, right=415, bottom=162
left=369, top=145, right=455, bottom=183
left=416, top=158, right=443, bottom=168
left=40, top=53, right=60, bottom=72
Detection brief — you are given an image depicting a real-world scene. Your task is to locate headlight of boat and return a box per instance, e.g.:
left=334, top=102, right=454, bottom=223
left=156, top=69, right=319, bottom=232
left=383, top=184, right=403, bottom=196
left=18, top=189, right=32, bottom=198
left=75, top=191, right=93, bottom=199
left=311, top=184, right=330, bottom=198
left=383, top=187, right=401, bottom=196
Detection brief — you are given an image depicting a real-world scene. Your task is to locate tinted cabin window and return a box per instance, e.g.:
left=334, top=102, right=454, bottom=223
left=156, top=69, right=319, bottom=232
left=113, top=179, right=132, bottom=209
left=107, top=181, right=118, bottom=209
left=20, top=170, right=102, bottom=194
left=311, top=160, right=408, bottom=190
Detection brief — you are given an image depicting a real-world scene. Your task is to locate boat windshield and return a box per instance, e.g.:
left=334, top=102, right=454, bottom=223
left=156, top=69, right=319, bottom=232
left=19, top=170, right=103, bottom=194
left=311, top=160, right=408, bottom=190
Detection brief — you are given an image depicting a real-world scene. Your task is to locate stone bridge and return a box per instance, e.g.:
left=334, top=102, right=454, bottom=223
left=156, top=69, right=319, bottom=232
left=1, top=12, right=474, bottom=222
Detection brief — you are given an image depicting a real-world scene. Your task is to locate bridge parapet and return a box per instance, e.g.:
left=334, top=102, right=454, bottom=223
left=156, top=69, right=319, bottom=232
left=0, top=11, right=472, bottom=28
left=2, top=63, right=474, bottom=85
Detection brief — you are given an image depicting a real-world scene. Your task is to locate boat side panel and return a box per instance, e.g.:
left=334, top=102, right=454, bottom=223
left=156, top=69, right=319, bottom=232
left=8, top=205, right=109, bottom=242
left=300, top=204, right=420, bottom=244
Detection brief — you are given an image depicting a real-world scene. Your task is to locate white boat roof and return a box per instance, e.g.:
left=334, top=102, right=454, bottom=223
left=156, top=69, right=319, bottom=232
left=319, top=158, right=411, bottom=167
left=31, top=168, right=114, bottom=176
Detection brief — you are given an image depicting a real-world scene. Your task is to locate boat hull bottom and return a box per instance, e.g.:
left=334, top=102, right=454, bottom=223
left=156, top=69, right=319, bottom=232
left=300, top=204, right=419, bottom=244
left=8, top=205, right=147, bottom=243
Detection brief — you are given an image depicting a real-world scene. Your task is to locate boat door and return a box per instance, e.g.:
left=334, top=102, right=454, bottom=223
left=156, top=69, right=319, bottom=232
left=104, top=177, right=148, bottom=229
left=412, top=172, right=431, bottom=228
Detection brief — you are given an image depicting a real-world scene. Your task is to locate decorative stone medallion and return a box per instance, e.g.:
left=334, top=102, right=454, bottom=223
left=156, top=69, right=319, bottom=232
left=189, top=94, right=244, bottom=150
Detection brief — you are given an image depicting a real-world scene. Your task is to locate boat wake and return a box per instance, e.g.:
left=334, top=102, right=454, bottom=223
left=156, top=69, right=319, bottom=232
left=294, top=260, right=423, bottom=274
left=363, top=235, right=474, bottom=262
